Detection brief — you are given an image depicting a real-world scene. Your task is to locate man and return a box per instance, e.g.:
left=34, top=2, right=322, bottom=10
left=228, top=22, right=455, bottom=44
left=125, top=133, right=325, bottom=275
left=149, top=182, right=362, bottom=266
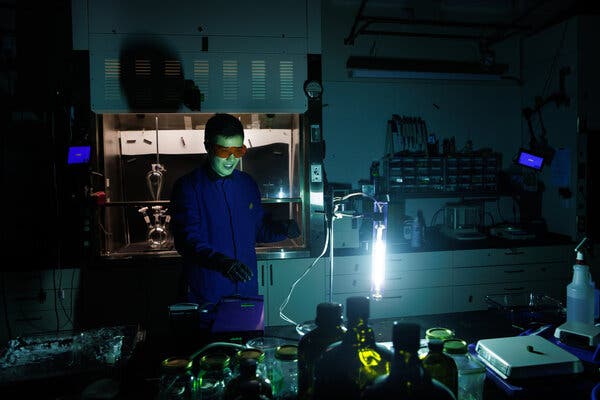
left=170, top=113, right=300, bottom=308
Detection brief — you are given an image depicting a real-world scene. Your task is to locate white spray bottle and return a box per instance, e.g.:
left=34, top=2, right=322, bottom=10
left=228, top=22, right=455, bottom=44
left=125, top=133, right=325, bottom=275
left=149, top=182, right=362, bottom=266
left=566, top=237, right=596, bottom=326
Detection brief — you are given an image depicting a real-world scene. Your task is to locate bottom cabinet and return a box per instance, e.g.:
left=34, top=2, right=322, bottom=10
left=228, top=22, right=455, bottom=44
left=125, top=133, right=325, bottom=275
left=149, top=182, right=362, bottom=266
left=259, top=258, right=326, bottom=327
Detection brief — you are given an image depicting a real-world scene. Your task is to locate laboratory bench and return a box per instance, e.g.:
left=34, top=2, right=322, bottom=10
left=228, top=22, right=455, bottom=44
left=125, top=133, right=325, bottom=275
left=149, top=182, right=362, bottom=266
left=1, top=308, right=598, bottom=400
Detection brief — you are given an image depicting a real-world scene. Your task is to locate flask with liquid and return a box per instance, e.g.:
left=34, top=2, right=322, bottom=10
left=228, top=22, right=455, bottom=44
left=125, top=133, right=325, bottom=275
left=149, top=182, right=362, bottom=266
left=313, top=296, right=393, bottom=400
left=422, top=339, right=458, bottom=397
left=443, top=339, right=486, bottom=400
left=362, top=322, right=456, bottom=400
left=297, top=302, right=346, bottom=400
left=566, top=250, right=596, bottom=325
left=159, top=357, right=198, bottom=400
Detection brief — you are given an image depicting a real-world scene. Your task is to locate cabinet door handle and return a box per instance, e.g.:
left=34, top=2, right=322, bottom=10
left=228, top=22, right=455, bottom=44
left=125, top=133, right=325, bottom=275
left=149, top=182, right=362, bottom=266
left=385, top=295, right=403, bottom=299
left=504, top=287, right=525, bottom=291
left=261, top=265, right=265, bottom=287
left=270, top=264, right=273, bottom=286
left=504, top=269, right=525, bottom=274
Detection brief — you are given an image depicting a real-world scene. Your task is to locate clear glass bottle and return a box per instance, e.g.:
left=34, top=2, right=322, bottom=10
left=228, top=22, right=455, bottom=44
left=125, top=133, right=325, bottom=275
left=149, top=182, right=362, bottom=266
left=362, top=322, right=456, bottom=400
left=297, top=302, right=346, bottom=400
left=198, top=353, right=233, bottom=400
left=224, top=358, right=273, bottom=400
left=159, top=357, right=198, bottom=400
left=443, top=339, right=486, bottom=400
left=271, top=344, right=299, bottom=399
left=422, top=339, right=458, bottom=397
left=313, top=296, right=393, bottom=400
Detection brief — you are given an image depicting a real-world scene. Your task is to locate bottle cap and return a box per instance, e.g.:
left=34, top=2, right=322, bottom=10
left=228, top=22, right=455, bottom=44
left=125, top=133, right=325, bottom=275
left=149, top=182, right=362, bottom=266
left=443, top=339, right=468, bottom=355
left=576, top=251, right=585, bottom=264
left=275, top=344, right=298, bottom=361
left=425, top=327, right=455, bottom=341
left=200, top=353, right=230, bottom=370
left=161, top=357, right=192, bottom=372
left=346, top=296, right=370, bottom=322
left=315, top=302, right=343, bottom=327
left=238, top=348, right=265, bottom=364
left=392, top=322, right=421, bottom=351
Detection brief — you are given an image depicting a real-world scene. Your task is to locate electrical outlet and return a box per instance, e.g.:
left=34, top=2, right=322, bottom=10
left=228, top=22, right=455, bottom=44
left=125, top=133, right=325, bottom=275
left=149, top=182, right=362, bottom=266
left=311, top=164, right=322, bottom=183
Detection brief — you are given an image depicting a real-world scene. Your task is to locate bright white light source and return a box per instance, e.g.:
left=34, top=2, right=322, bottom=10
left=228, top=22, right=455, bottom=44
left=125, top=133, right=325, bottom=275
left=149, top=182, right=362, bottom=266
left=371, top=222, right=386, bottom=300
left=370, top=201, right=388, bottom=301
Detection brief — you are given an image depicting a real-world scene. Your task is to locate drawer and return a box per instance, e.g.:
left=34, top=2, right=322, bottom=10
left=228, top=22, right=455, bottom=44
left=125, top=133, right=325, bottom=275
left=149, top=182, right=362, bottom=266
left=332, top=269, right=453, bottom=294
left=452, top=280, right=564, bottom=312
left=388, top=251, right=453, bottom=270
left=453, top=262, right=570, bottom=285
left=331, top=251, right=453, bottom=276
left=332, top=287, right=453, bottom=319
left=330, top=255, right=372, bottom=275
left=453, top=245, right=571, bottom=267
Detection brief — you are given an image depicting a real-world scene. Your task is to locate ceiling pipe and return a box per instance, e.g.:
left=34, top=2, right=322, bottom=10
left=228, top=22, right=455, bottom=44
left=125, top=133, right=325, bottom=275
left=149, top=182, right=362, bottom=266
left=344, top=0, right=531, bottom=45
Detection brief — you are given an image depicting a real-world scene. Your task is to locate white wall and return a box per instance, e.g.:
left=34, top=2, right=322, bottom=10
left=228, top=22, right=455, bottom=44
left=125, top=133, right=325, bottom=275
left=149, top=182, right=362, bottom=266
left=320, top=0, right=523, bottom=229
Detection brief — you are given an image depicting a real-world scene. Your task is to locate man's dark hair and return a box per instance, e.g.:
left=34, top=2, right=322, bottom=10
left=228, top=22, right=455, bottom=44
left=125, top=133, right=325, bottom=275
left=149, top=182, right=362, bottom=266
left=204, top=113, right=244, bottom=145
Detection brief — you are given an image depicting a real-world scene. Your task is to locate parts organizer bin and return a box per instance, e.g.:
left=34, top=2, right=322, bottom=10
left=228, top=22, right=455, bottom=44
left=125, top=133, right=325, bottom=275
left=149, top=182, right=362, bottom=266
left=382, top=153, right=500, bottom=195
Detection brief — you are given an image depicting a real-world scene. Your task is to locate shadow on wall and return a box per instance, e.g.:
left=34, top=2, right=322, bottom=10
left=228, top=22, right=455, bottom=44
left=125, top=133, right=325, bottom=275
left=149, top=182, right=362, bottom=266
left=119, top=37, right=201, bottom=112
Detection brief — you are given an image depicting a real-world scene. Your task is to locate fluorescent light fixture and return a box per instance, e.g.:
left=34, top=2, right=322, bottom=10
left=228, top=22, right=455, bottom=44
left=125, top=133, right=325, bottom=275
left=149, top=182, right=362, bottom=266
left=347, top=56, right=507, bottom=81
left=350, top=68, right=503, bottom=81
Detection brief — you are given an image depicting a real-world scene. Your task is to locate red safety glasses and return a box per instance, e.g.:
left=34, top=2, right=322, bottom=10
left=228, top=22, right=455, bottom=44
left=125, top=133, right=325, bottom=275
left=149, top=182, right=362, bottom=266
left=213, top=144, right=247, bottom=159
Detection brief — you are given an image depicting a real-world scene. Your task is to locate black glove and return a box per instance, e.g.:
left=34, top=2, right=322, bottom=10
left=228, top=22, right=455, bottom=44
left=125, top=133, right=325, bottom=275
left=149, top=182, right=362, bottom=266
left=220, top=259, right=253, bottom=283
left=285, top=219, right=301, bottom=238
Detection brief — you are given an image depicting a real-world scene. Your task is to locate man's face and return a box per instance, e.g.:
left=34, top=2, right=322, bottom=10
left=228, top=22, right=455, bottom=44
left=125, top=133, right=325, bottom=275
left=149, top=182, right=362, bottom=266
left=208, top=134, right=244, bottom=177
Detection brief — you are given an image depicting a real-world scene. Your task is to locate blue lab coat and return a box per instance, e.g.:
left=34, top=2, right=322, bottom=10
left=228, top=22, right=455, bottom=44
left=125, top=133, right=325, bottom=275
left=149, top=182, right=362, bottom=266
left=170, top=164, right=287, bottom=305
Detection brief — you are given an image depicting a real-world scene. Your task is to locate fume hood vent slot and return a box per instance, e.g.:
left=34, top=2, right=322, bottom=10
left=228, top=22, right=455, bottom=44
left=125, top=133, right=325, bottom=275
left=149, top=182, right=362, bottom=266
left=252, top=60, right=267, bottom=100
left=193, top=61, right=210, bottom=102
left=279, top=61, right=294, bottom=101
left=164, top=60, right=182, bottom=77
left=223, top=60, right=239, bottom=101
left=135, top=59, right=151, bottom=76
left=104, top=58, right=122, bottom=101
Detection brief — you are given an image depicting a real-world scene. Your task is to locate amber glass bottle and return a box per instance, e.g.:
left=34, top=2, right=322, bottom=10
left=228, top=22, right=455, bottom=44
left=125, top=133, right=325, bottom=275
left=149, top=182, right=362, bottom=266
left=422, top=339, right=458, bottom=397
left=313, top=296, right=393, bottom=400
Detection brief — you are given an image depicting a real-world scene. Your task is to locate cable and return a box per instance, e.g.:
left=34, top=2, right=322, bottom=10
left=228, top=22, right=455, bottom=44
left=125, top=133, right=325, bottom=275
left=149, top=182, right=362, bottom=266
left=430, top=207, right=445, bottom=228
left=278, top=214, right=330, bottom=326
left=278, top=191, right=385, bottom=326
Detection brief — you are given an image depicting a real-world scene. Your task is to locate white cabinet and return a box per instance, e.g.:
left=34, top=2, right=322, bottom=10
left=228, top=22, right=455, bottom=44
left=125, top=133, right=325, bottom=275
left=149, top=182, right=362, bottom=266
left=258, top=244, right=573, bottom=325
left=258, top=258, right=326, bottom=327
left=452, top=245, right=572, bottom=312
left=328, top=251, right=454, bottom=318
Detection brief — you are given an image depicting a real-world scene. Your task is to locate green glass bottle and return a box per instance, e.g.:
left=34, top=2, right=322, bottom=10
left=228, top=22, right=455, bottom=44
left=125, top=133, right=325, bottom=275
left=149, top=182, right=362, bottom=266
left=313, top=296, right=393, bottom=400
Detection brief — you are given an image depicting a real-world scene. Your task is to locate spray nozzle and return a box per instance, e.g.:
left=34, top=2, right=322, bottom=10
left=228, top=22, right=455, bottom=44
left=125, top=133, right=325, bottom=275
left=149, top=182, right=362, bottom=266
left=574, top=237, right=588, bottom=264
